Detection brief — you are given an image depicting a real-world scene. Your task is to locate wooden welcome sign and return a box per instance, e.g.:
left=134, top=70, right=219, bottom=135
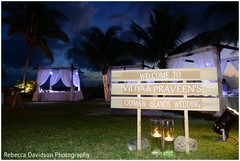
left=111, top=68, right=220, bottom=153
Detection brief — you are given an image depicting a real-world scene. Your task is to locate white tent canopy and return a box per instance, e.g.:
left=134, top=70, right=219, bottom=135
left=36, top=68, right=80, bottom=91
left=167, top=45, right=239, bottom=85
left=221, top=56, right=239, bottom=73
left=167, top=46, right=221, bottom=76
left=167, top=45, right=239, bottom=116
left=32, top=67, right=84, bottom=101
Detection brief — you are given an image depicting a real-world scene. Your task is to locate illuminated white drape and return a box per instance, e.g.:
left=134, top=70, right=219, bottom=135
left=33, top=68, right=83, bottom=102
left=37, top=68, right=81, bottom=90
left=220, top=57, right=239, bottom=74
left=49, top=70, right=61, bottom=90
left=37, top=69, right=51, bottom=92
left=73, top=69, right=80, bottom=91
left=193, top=47, right=223, bottom=117
left=60, top=69, right=73, bottom=100
left=193, top=47, right=221, bottom=81
left=167, top=56, right=185, bottom=69
left=220, top=59, right=228, bottom=73
left=60, top=69, right=72, bottom=87
left=230, top=59, right=239, bottom=71
left=193, top=48, right=219, bottom=68
left=193, top=47, right=222, bottom=83
left=167, top=56, right=185, bottom=83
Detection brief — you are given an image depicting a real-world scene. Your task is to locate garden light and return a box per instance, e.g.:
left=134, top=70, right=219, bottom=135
left=214, top=106, right=239, bottom=141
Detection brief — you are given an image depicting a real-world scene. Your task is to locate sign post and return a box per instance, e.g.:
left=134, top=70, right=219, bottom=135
left=137, top=108, right=141, bottom=150
left=184, top=109, right=189, bottom=153
left=111, top=68, right=220, bottom=153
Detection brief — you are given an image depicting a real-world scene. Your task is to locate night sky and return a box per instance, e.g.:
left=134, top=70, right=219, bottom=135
left=1, top=1, right=238, bottom=87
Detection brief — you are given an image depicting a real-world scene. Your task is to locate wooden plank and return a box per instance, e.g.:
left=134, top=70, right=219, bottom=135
left=111, top=97, right=220, bottom=111
left=183, top=80, right=190, bottom=153
left=112, top=68, right=217, bottom=81
left=137, top=82, right=141, bottom=151
left=184, top=110, right=190, bottom=153
left=137, top=109, right=141, bottom=150
left=112, top=83, right=218, bottom=95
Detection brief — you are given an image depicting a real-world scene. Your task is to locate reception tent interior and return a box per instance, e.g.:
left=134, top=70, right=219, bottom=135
left=32, top=67, right=84, bottom=102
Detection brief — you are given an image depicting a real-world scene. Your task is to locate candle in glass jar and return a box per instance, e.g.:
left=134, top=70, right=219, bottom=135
left=164, top=135, right=174, bottom=141
left=164, top=132, right=173, bottom=141
left=152, top=128, right=161, bottom=138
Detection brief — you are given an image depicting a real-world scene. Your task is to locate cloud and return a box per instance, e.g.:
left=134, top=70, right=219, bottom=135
left=2, top=35, right=54, bottom=67
left=1, top=32, right=69, bottom=86
left=126, top=2, right=156, bottom=28
left=48, top=2, right=96, bottom=39
left=80, top=68, right=102, bottom=86
left=2, top=64, right=36, bottom=86
left=108, top=13, right=129, bottom=23
left=2, top=36, right=26, bottom=68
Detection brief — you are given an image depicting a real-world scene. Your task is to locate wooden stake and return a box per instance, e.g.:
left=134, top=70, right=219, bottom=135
left=137, top=108, right=141, bottom=150
left=184, top=109, right=190, bottom=153
left=137, top=80, right=142, bottom=151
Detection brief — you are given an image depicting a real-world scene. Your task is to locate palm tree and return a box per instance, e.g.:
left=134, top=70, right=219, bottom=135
left=2, top=2, right=69, bottom=85
left=130, top=5, right=187, bottom=69
left=73, top=26, right=131, bottom=100
left=171, top=2, right=238, bottom=55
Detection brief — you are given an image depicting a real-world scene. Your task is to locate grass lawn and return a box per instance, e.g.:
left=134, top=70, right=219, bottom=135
left=1, top=99, right=239, bottom=160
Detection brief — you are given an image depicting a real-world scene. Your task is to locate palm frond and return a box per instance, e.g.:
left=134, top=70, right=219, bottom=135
left=130, top=5, right=187, bottom=68
left=131, top=22, right=150, bottom=41
left=2, top=3, right=25, bottom=22
left=42, top=29, right=69, bottom=42
left=37, top=38, right=54, bottom=63
left=204, top=2, right=238, bottom=20
left=171, top=19, right=238, bottom=55
left=106, top=26, right=122, bottom=38
left=44, top=8, right=68, bottom=21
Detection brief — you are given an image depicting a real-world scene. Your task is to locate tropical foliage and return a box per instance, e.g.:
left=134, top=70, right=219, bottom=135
left=2, top=2, right=69, bottom=85
left=14, top=80, right=37, bottom=95
left=130, top=5, right=187, bottom=68
left=70, top=26, right=132, bottom=100
left=172, top=2, right=238, bottom=55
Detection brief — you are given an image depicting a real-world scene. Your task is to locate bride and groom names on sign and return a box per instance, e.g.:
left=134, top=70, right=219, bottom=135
left=111, top=68, right=219, bottom=152
left=111, top=68, right=219, bottom=111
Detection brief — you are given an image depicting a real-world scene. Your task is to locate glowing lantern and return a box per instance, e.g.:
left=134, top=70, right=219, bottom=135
left=150, top=119, right=162, bottom=156
left=162, top=119, right=174, bottom=156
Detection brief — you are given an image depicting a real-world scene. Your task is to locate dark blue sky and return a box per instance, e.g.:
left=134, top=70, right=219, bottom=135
left=1, top=1, right=238, bottom=87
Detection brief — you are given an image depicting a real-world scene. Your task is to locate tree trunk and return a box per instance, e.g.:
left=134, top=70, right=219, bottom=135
left=158, top=57, right=167, bottom=69
left=102, top=74, right=109, bottom=101
left=23, top=45, right=32, bottom=85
